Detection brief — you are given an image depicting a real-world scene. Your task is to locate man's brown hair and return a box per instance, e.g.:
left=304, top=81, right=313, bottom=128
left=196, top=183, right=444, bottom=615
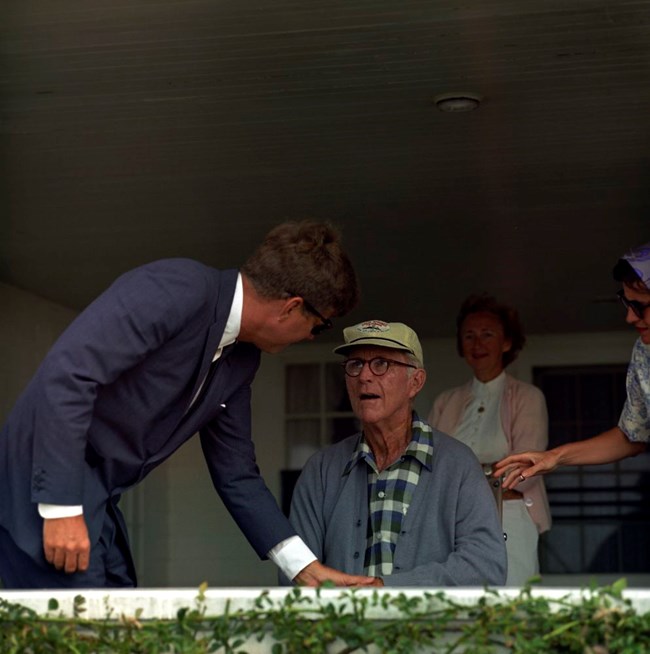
left=242, top=220, right=360, bottom=317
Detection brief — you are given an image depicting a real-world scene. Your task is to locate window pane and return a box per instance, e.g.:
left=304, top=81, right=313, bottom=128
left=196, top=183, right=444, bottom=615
left=285, top=364, right=320, bottom=413
left=621, top=451, right=650, bottom=472
left=327, top=416, right=360, bottom=444
left=585, top=524, right=623, bottom=572
left=324, top=362, right=351, bottom=412
left=286, top=419, right=320, bottom=468
left=534, top=363, right=650, bottom=574
left=580, top=373, right=616, bottom=422
left=542, top=375, right=576, bottom=427
left=539, top=525, right=584, bottom=572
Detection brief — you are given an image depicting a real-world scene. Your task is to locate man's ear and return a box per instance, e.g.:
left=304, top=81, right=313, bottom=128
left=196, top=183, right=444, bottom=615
left=279, top=296, right=302, bottom=321
left=409, top=368, right=427, bottom=397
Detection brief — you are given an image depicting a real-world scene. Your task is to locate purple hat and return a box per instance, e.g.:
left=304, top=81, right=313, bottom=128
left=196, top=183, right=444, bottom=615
left=621, top=241, right=650, bottom=288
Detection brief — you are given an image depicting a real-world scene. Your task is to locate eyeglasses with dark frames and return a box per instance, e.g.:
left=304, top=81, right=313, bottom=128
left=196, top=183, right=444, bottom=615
left=342, top=357, right=417, bottom=377
left=286, top=291, right=333, bottom=336
left=617, top=289, right=650, bottom=320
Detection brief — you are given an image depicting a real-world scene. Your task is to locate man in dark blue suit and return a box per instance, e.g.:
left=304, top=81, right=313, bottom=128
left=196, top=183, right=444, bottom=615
left=0, top=220, right=375, bottom=589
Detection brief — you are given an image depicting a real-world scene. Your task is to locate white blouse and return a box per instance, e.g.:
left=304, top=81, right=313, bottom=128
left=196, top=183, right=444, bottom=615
left=453, top=371, right=509, bottom=464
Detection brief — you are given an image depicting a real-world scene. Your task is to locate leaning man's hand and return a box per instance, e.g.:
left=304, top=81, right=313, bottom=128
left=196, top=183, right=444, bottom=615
left=294, top=561, right=376, bottom=587
left=43, top=515, right=91, bottom=573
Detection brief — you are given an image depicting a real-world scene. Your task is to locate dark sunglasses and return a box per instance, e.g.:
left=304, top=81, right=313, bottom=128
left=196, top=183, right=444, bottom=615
left=617, top=289, right=650, bottom=319
left=286, top=291, right=333, bottom=336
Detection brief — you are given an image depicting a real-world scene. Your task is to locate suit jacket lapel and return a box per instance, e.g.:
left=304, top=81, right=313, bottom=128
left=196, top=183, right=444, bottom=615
left=144, top=270, right=239, bottom=471
left=186, top=269, right=239, bottom=406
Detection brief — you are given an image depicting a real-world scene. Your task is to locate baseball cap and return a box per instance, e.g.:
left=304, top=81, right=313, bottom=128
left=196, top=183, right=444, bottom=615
left=333, top=320, right=424, bottom=367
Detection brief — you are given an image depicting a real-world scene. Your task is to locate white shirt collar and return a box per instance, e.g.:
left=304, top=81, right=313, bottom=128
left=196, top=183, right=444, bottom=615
left=471, top=369, right=506, bottom=398
left=218, top=272, right=243, bottom=351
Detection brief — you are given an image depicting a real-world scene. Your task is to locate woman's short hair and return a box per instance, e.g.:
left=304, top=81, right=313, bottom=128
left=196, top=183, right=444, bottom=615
left=242, top=219, right=360, bottom=317
left=612, top=258, right=648, bottom=291
left=455, top=293, right=526, bottom=367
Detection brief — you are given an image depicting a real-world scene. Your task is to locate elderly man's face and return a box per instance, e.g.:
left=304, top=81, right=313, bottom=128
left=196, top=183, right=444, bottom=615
left=344, top=346, right=425, bottom=426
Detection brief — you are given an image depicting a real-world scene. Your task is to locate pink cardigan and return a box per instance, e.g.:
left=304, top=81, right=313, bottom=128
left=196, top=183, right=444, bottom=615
left=428, top=373, right=552, bottom=534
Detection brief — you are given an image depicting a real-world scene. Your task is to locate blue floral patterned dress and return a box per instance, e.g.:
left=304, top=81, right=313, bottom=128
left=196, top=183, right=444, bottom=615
left=619, top=339, right=650, bottom=443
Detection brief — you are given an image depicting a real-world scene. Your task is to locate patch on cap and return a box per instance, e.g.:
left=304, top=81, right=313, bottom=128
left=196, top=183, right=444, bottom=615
left=356, top=320, right=390, bottom=333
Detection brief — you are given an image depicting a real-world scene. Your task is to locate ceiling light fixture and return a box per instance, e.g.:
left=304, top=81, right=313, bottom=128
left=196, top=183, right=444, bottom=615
left=434, top=92, right=482, bottom=113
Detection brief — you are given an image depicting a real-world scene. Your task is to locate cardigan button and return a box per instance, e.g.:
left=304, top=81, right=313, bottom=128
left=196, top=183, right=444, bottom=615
left=353, top=552, right=360, bottom=559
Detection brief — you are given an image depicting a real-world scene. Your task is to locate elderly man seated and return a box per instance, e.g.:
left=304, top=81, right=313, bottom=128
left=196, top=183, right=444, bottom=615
left=282, top=320, right=507, bottom=587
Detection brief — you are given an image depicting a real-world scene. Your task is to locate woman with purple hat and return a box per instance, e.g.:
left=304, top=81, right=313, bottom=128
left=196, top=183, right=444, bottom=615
left=494, top=241, right=650, bottom=488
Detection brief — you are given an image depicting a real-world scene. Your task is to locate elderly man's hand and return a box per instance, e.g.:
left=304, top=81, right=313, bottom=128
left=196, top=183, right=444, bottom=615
left=293, top=561, right=377, bottom=587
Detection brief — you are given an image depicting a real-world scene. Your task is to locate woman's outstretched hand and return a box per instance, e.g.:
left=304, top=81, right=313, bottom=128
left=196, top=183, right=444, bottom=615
left=493, top=450, right=561, bottom=489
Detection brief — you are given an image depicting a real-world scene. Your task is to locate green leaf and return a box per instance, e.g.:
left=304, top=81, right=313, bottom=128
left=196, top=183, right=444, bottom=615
left=611, top=578, right=628, bottom=597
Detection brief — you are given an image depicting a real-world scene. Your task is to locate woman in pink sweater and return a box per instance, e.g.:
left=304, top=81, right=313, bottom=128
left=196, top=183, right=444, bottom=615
left=428, top=294, right=551, bottom=586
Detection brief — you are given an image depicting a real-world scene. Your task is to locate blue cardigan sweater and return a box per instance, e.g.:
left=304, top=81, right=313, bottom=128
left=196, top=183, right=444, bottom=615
left=284, top=415, right=507, bottom=586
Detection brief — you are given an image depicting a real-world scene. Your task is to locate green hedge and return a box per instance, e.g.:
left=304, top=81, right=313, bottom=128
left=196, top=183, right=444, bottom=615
left=1, top=579, right=649, bottom=653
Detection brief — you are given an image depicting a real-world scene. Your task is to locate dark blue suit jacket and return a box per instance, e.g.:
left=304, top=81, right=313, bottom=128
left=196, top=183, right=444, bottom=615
left=0, top=258, right=295, bottom=565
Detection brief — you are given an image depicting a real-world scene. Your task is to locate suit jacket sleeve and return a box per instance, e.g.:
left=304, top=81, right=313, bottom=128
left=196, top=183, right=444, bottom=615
left=32, top=260, right=212, bottom=504
left=200, top=369, right=297, bottom=559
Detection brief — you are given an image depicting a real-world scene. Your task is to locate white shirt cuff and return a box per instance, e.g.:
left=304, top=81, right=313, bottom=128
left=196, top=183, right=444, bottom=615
left=268, top=536, right=317, bottom=581
left=38, top=503, right=84, bottom=519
